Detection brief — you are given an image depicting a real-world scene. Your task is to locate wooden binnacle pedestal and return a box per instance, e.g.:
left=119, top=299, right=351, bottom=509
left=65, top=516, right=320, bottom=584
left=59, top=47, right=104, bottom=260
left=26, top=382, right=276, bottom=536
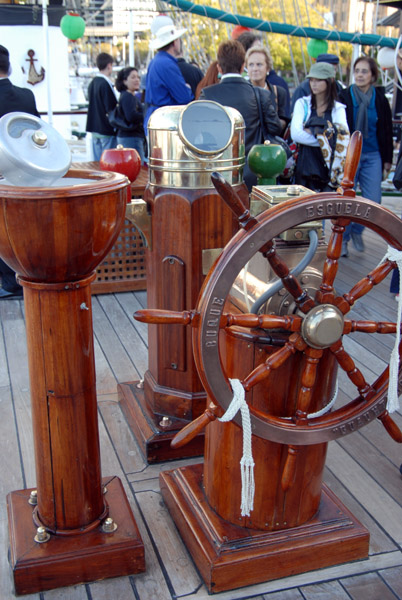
left=119, top=183, right=249, bottom=463
left=0, top=170, right=145, bottom=595
left=160, top=326, right=370, bottom=593
left=119, top=100, right=250, bottom=463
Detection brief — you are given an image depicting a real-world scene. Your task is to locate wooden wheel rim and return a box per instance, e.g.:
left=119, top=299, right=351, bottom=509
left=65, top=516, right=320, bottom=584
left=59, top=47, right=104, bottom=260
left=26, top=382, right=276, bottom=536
left=195, top=193, right=402, bottom=445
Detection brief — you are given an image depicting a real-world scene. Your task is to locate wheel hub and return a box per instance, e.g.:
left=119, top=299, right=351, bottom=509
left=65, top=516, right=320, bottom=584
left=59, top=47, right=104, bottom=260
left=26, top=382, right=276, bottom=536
left=301, top=304, right=344, bottom=349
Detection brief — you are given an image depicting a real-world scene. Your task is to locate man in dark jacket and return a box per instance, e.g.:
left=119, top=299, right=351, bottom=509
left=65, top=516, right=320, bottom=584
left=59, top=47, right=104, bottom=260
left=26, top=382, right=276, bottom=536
left=0, top=45, right=39, bottom=298
left=86, top=52, right=117, bottom=161
left=177, top=50, right=204, bottom=96
left=0, top=46, right=39, bottom=119
left=200, top=39, right=282, bottom=190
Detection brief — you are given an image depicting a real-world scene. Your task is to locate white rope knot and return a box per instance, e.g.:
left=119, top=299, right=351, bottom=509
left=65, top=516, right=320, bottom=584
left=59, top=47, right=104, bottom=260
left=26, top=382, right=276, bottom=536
left=380, top=246, right=402, bottom=413
left=219, top=378, right=255, bottom=517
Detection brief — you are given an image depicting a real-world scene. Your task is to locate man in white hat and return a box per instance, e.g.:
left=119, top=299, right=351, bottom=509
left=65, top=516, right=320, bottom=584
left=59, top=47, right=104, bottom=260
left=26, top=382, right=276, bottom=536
left=144, top=23, right=193, bottom=134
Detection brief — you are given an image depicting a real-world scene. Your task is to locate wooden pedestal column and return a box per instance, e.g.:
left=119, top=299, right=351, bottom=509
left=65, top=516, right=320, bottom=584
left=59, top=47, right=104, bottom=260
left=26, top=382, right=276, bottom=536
left=160, top=327, right=369, bottom=593
left=1, top=170, right=145, bottom=595
left=119, top=183, right=249, bottom=462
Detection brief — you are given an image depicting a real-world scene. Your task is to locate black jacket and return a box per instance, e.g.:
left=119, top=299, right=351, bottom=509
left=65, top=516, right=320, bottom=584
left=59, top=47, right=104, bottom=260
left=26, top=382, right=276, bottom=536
left=86, top=75, right=117, bottom=136
left=339, top=85, right=393, bottom=167
left=267, top=81, right=289, bottom=128
left=200, top=76, right=282, bottom=154
left=0, top=78, right=39, bottom=118
left=117, top=90, right=145, bottom=138
left=177, top=58, right=203, bottom=96
left=200, top=76, right=282, bottom=190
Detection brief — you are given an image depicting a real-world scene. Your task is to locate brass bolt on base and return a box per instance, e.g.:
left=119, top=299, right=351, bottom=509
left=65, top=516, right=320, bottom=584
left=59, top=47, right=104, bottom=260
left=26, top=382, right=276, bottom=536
left=159, top=416, right=172, bottom=428
left=102, top=517, right=118, bottom=533
left=28, top=490, right=38, bottom=506
left=34, top=526, right=50, bottom=544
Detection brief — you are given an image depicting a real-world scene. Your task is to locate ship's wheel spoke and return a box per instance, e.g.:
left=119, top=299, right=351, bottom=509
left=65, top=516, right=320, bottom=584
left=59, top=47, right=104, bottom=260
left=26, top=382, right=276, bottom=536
left=343, top=319, right=399, bottom=334
left=223, top=313, right=302, bottom=332
left=282, top=346, right=323, bottom=490
left=334, top=260, right=396, bottom=315
left=315, top=218, right=350, bottom=304
left=258, top=240, right=315, bottom=314
left=330, top=339, right=373, bottom=399
left=242, top=332, right=307, bottom=391
left=133, top=308, right=303, bottom=333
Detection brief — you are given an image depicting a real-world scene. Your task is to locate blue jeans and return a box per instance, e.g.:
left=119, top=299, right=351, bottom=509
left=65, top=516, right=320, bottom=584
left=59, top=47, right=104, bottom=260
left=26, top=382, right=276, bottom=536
left=92, top=135, right=117, bottom=162
left=117, top=136, right=146, bottom=164
left=344, top=151, right=382, bottom=241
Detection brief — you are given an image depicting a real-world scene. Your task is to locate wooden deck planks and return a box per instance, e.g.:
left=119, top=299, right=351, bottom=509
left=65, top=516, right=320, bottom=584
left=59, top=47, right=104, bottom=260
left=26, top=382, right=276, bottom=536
left=322, top=468, right=398, bottom=554
left=0, top=300, right=36, bottom=489
left=299, top=580, right=351, bottom=599
left=380, top=565, right=402, bottom=598
left=340, top=571, right=400, bottom=600
left=326, top=443, right=402, bottom=544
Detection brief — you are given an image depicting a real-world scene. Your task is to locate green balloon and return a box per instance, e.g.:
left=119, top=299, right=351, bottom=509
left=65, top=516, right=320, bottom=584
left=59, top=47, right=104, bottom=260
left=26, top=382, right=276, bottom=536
left=307, top=38, right=328, bottom=59
left=60, top=13, right=86, bottom=41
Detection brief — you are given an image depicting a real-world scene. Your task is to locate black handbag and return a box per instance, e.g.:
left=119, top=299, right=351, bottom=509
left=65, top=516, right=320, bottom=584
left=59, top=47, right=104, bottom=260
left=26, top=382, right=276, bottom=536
left=296, top=143, right=328, bottom=183
left=393, top=154, right=402, bottom=190
left=107, top=104, right=132, bottom=132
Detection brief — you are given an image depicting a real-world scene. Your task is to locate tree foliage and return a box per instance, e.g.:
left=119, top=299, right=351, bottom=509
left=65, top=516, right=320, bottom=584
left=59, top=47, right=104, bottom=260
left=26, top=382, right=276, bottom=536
left=161, top=0, right=354, bottom=80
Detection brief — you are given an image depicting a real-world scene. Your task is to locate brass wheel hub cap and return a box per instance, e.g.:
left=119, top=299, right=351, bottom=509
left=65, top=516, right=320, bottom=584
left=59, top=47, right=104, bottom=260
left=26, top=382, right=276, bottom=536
left=301, top=304, right=344, bottom=349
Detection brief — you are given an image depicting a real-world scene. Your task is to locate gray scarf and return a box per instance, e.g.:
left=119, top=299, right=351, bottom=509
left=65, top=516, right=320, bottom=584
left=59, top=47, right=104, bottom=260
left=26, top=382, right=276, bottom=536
left=352, top=83, right=374, bottom=139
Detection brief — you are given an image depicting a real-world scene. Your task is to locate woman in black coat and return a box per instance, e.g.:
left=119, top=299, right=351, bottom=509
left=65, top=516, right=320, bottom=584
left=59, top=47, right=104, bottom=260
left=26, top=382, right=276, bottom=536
left=115, top=67, right=146, bottom=164
left=339, top=56, right=393, bottom=256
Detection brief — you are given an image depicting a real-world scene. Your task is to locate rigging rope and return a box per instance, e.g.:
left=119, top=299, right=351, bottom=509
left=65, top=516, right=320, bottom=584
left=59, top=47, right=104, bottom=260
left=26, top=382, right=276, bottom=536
left=279, top=0, right=298, bottom=84
left=162, top=0, right=399, bottom=48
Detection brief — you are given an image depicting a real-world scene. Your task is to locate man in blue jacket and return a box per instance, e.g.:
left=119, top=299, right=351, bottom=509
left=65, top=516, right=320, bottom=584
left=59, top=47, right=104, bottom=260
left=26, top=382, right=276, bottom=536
left=144, top=24, right=193, bottom=135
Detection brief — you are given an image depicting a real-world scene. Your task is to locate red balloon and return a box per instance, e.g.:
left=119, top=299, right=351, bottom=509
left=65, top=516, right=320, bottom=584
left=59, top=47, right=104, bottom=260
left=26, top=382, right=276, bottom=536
left=231, top=25, right=251, bottom=39
left=100, top=146, right=141, bottom=184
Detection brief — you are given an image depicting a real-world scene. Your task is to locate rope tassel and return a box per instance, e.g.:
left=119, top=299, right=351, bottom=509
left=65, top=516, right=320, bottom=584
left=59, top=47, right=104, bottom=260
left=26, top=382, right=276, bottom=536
left=219, top=378, right=255, bottom=517
left=380, top=246, right=402, bottom=413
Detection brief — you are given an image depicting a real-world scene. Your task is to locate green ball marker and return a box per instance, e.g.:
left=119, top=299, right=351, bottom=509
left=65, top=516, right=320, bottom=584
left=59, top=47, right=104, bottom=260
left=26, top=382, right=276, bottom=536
left=248, top=141, right=287, bottom=185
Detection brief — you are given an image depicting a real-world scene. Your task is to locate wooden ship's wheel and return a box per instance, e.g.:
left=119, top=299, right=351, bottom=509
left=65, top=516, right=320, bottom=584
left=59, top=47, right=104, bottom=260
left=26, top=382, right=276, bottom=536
left=135, top=132, right=402, bottom=592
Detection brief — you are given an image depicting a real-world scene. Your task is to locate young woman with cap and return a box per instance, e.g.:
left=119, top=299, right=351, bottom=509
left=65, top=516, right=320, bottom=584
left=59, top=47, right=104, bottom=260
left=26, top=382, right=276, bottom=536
left=290, top=62, right=349, bottom=193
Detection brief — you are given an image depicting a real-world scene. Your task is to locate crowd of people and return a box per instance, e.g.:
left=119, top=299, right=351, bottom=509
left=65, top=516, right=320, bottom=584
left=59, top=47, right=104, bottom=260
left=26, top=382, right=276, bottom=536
left=85, top=22, right=395, bottom=212
left=83, top=26, right=399, bottom=298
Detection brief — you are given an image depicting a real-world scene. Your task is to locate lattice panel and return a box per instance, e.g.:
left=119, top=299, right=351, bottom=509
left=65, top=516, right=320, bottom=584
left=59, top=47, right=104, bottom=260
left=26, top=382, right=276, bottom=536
left=92, top=219, right=147, bottom=294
